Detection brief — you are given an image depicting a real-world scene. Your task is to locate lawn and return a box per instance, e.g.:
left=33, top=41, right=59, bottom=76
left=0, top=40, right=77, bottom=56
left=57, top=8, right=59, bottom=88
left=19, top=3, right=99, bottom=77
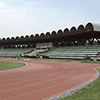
left=58, top=69, right=100, bottom=100
left=0, top=61, right=26, bottom=71
left=33, top=58, right=100, bottom=64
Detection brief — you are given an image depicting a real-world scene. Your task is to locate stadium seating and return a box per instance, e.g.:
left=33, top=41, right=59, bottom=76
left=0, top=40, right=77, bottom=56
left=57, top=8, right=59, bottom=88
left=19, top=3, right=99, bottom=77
left=0, top=45, right=100, bottom=59
left=45, top=45, right=100, bottom=58
left=0, top=48, right=33, bottom=57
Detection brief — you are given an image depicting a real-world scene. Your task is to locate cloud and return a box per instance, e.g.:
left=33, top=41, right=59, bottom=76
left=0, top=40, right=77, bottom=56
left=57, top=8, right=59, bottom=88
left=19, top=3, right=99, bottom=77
left=0, top=2, right=6, bottom=9
left=25, top=1, right=40, bottom=5
left=0, top=1, right=58, bottom=38
left=0, top=1, right=30, bottom=38
left=0, top=0, right=99, bottom=39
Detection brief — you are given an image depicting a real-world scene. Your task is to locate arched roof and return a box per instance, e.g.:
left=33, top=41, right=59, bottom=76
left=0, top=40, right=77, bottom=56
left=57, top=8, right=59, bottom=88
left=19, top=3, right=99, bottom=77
left=6, top=37, right=10, bottom=40
left=35, top=34, right=39, bottom=38
left=46, top=32, right=50, bottom=38
left=85, top=22, right=100, bottom=31
left=25, top=35, right=29, bottom=38
left=85, top=22, right=94, bottom=31
left=16, top=36, right=19, bottom=39
left=2, top=38, right=5, bottom=41
left=30, top=34, right=34, bottom=38
left=40, top=33, right=44, bottom=37
left=78, top=25, right=85, bottom=32
left=51, top=31, right=56, bottom=37
left=57, top=29, right=63, bottom=36
left=11, top=37, right=15, bottom=40
left=11, top=37, right=15, bottom=42
left=70, top=26, right=77, bottom=34
left=63, top=28, right=69, bottom=35
left=46, top=32, right=50, bottom=36
left=0, top=22, right=100, bottom=47
left=92, top=23, right=100, bottom=31
left=20, top=36, right=24, bottom=39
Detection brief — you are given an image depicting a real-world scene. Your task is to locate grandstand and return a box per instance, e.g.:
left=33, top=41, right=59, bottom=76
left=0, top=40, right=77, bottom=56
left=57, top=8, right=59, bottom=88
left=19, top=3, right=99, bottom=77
left=0, top=22, right=100, bottom=59
left=0, top=48, right=33, bottom=57
left=44, top=45, right=100, bottom=59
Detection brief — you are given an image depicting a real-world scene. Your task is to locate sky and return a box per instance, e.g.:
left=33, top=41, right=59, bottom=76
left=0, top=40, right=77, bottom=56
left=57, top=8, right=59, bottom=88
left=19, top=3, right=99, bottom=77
left=0, top=0, right=100, bottom=39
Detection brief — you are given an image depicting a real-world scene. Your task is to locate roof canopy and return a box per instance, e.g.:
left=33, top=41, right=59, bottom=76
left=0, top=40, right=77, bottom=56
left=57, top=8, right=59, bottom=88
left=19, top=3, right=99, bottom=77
left=85, top=22, right=100, bottom=31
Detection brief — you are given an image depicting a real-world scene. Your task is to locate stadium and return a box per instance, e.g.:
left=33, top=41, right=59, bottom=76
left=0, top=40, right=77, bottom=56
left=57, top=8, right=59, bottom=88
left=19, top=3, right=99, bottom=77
left=0, top=22, right=100, bottom=60
left=0, top=22, right=100, bottom=100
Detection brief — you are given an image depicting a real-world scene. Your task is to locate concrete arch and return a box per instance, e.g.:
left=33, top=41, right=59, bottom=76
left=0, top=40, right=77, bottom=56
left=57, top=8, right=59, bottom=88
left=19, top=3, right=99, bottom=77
left=51, top=31, right=56, bottom=37
left=63, top=28, right=69, bottom=35
left=78, top=25, right=85, bottom=32
left=2, top=38, right=5, bottom=41
left=25, top=35, right=29, bottom=38
left=70, top=26, right=77, bottom=34
left=6, top=37, right=10, bottom=41
left=85, top=22, right=94, bottom=31
left=19, top=36, right=24, bottom=42
left=25, top=35, right=29, bottom=39
left=40, top=33, right=45, bottom=40
left=6, top=37, right=11, bottom=44
left=46, top=32, right=50, bottom=38
left=34, top=34, right=40, bottom=40
left=40, top=33, right=44, bottom=37
left=1, top=38, right=6, bottom=47
left=30, top=34, right=34, bottom=38
left=35, top=34, right=40, bottom=40
left=16, top=36, right=19, bottom=39
left=11, top=37, right=15, bottom=40
left=20, top=36, right=24, bottom=39
left=57, top=29, right=63, bottom=36
left=15, top=36, right=19, bottom=42
left=35, top=34, right=39, bottom=38
left=11, top=37, right=15, bottom=42
left=30, top=35, right=34, bottom=41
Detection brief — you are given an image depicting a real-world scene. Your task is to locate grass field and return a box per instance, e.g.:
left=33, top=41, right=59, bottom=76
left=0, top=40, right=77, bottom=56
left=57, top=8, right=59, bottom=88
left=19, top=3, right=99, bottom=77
left=0, top=61, right=26, bottom=71
left=58, top=69, right=100, bottom=100
left=33, top=58, right=100, bottom=64
left=97, top=68, right=100, bottom=72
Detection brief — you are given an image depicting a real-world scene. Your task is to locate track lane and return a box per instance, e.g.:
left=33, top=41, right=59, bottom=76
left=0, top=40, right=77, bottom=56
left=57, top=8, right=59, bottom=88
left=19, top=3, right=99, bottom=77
left=0, top=59, right=100, bottom=100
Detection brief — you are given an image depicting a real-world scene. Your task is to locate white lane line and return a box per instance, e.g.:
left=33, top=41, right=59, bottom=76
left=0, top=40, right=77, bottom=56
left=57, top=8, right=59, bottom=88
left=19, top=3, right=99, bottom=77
left=4, top=65, right=86, bottom=100
left=0, top=65, right=59, bottom=86
left=0, top=65, right=70, bottom=93
left=0, top=64, right=54, bottom=83
left=45, top=66, right=99, bottom=100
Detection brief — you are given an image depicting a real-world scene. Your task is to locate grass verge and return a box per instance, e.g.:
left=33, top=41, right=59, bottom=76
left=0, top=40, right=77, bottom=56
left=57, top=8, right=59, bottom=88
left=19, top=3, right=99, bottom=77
left=32, top=58, right=100, bottom=64
left=0, top=61, right=26, bottom=71
left=58, top=69, right=100, bottom=100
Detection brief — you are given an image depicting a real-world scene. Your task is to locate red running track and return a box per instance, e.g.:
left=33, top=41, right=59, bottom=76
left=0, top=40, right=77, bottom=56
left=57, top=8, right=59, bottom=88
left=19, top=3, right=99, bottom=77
left=0, top=58, right=100, bottom=100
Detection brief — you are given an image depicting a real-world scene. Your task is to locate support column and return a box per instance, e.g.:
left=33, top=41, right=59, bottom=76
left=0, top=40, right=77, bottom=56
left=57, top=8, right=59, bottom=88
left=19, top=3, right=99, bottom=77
left=96, top=38, right=100, bottom=44
left=87, top=38, right=94, bottom=45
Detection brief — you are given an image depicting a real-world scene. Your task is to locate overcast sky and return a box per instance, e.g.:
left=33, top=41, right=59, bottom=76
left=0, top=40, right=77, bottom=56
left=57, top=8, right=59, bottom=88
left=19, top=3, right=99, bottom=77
left=0, top=0, right=100, bottom=39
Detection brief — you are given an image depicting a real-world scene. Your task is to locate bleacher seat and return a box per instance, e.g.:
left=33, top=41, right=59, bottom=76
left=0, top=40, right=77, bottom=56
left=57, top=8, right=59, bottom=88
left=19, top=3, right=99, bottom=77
left=45, top=45, right=100, bottom=58
left=0, top=48, right=33, bottom=57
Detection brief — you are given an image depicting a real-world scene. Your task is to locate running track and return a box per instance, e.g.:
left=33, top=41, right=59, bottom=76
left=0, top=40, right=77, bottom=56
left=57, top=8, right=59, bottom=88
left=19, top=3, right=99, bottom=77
left=0, top=58, right=100, bottom=100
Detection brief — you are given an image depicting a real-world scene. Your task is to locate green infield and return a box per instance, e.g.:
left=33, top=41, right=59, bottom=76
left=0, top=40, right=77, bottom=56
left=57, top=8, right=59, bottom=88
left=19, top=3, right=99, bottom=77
left=58, top=69, right=100, bottom=100
left=33, top=58, right=100, bottom=64
left=97, top=68, right=100, bottom=72
left=0, top=61, right=26, bottom=71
